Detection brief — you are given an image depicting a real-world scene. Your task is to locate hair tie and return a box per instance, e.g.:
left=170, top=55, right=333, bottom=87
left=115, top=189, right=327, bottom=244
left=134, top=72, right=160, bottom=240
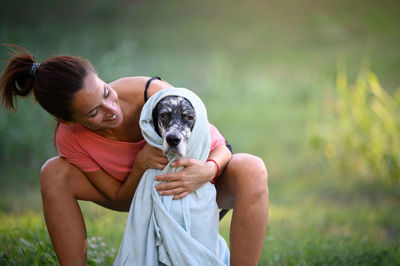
left=29, top=62, right=40, bottom=77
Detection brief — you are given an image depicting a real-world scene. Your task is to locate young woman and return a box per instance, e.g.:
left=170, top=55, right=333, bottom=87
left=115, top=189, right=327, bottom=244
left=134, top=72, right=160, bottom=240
left=0, top=45, right=269, bottom=266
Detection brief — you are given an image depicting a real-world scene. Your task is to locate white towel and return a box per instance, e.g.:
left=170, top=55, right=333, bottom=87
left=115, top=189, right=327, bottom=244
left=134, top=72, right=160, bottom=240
left=114, top=87, right=230, bottom=265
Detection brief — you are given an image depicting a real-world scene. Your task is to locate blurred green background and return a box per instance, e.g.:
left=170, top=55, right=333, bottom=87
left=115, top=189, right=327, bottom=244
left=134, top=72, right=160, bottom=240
left=1, top=0, right=399, bottom=264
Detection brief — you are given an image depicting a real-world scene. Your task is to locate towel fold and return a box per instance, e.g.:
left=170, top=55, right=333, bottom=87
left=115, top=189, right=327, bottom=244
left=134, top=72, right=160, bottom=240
left=114, top=87, right=230, bottom=265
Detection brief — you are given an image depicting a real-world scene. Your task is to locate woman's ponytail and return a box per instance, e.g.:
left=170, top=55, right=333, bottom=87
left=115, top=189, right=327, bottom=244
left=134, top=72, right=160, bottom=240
left=1, top=44, right=96, bottom=121
left=0, top=44, right=38, bottom=110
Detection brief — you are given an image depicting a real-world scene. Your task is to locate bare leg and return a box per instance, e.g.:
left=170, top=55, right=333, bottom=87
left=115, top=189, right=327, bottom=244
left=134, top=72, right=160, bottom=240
left=215, top=153, right=269, bottom=266
left=40, top=157, right=125, bottom=265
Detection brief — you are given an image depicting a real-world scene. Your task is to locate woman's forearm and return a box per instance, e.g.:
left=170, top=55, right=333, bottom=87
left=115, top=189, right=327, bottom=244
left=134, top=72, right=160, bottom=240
left=114, top=161, right=146, bottom=206
left=115, top=144, right=168, bottom=205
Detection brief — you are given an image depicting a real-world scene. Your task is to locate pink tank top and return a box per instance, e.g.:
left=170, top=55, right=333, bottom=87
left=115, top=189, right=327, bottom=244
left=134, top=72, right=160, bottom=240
left=56, top=123, right=226, bottom=181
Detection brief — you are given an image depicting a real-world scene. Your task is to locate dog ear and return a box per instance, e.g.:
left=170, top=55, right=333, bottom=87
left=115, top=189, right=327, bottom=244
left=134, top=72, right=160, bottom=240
left=152, top=103, right=161, bottom=136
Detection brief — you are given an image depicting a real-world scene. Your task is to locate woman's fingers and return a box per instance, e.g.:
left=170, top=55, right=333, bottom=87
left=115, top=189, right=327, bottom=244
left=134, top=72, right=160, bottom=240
left=150, top=156, right=168, bottom=169
left=156, top=185, right=189, bottom=200
left=171, top=158, right=195, bottom=168
left=155, top=171, right=183, bottom=182
left=158, top=156, right=169, bottom=165
left=155, top=179, right=183, bottom=191
left=151, top=162, right=167, bottom=170
left=155, top=158, right=197, bottom=181
left=173, top=191, right=189, bottom=200
left=153, top=158, right=211, bottom=199
left=159, top=187, right=184, bottom=196
left=138, top=144, right=168, bottom=170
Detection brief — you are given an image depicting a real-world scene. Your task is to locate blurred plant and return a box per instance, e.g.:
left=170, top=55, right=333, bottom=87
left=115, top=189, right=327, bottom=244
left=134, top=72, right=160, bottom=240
left=311, top=70, right=400, bottom=183
left=0, top=228, right=116, bottom=265
left=0, top=226, right=57, bottom=265
left=87, top=236, right=117, bottom=265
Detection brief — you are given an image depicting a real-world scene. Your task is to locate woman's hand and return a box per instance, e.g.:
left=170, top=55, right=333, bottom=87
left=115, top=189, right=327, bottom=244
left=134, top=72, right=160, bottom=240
left=135, top=143, right=168, bottom=171
left=154, top=158, right=216, bottom=200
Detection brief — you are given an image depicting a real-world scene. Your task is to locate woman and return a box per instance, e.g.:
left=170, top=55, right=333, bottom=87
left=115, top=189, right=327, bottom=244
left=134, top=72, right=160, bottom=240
left=0, top=45, right=269, bottom=266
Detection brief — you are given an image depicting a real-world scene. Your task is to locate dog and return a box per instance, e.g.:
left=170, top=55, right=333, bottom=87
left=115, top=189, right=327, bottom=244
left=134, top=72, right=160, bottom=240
left=152, top=94, right=230, bottom=221
left=152, top=96, right=196, bottom=156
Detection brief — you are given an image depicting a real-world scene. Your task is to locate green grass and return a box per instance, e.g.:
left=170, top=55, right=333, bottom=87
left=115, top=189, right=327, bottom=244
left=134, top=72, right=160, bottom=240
left=1, top=0, right=400, bottom=264
left=0, top=205, right=126, bottom=265
left=263, top=173, right=400, bottom=265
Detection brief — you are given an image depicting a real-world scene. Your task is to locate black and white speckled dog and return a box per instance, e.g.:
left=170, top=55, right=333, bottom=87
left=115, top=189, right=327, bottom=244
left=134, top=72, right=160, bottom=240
left=152, top=94, right=231, bottom=221
left=152, top=96, right=196, bottom=156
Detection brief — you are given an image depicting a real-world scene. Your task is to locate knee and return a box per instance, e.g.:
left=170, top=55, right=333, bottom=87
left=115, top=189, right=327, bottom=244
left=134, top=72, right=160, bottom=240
left=247, top=155, right=268, bottom=195
left=236, top=154, right=268, bottom=202
left=40, top=156, right=74, bottom=197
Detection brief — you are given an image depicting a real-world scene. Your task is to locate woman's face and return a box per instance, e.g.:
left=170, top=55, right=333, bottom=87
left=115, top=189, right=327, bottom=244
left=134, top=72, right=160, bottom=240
left=69, top=73, right=123, bottom=131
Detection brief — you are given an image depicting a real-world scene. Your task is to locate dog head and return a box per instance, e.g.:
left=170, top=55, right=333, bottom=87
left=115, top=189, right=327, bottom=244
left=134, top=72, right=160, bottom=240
left=152, top=96, right=196, bottom=156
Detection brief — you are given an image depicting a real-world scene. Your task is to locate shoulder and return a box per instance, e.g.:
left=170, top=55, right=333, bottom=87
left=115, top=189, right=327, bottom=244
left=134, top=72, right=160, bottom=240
left=56, top=123, right=84, bottom=146
left=55, top=124, right=86, bottom=154
left=109, top=76, right=150, bottom=96
left=56, top=123, right=74, bottom=141
left=109, top=76, right=174, bottom=103
left=55, top=124, right=100, bottom=172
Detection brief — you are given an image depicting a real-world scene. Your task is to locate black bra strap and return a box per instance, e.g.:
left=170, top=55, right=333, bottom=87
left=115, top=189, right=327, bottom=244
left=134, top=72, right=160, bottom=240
left=144, top=76, right=162, bottom=103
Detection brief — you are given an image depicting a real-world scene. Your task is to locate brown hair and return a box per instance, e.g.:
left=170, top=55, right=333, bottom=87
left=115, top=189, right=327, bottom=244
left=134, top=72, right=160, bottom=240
left=0, top=44, right=96, bottom=121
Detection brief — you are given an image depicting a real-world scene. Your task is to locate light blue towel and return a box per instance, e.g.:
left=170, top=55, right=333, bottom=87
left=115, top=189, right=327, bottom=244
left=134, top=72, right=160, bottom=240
left=114, top=88, right=230, bottom=265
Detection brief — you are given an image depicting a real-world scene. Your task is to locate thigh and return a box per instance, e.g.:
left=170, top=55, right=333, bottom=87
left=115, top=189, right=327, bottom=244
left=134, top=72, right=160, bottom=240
left=41, top=156, right=127, bottom=211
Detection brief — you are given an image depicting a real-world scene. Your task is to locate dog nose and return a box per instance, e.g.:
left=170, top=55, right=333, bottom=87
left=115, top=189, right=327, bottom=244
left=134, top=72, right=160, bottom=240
left=166, top=134, right=181, bottom=147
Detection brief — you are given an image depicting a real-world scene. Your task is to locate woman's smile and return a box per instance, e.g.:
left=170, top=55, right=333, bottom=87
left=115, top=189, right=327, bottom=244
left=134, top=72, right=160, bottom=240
left=105, top=113, right=118, bottom=121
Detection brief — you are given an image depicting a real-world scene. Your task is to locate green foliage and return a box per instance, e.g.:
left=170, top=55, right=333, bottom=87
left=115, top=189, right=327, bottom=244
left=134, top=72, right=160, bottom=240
left=0, top=97, right=56, bottom=164
left=0, top=212, right=56, bottom=265
left=0, top=211, right=117, bottom=265
left=311, top=71, right=400, bottom=183
left=0, top=227, right=57, bottom=265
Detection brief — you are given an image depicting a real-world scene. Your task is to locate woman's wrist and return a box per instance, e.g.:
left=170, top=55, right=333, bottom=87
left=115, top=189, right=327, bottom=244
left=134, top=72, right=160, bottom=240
left=206, top=159, right=220, bottom=184
left=206, top=145, right=231, bottom=183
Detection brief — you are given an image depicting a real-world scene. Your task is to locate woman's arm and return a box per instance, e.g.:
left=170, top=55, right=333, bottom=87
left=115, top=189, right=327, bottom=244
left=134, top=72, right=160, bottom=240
left=154, top=144, right=232, bottom=199
left=85, top=144, right=168, bottom=209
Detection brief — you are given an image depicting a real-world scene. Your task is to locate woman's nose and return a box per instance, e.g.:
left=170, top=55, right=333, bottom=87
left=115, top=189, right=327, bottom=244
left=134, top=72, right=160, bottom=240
left=103, top=100, right=116, bottom=113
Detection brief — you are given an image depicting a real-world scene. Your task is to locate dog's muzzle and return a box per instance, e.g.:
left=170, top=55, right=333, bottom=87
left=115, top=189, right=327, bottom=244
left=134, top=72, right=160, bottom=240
left=163, top=126, right=188, bottom=156
left=166, top=133, right=181, bottom=147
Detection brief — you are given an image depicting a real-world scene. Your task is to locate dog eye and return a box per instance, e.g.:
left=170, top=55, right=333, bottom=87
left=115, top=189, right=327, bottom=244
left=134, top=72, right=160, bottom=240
left=184, top=115, right=194, bottom=121
left=160, top=112, right=169, bottom=120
